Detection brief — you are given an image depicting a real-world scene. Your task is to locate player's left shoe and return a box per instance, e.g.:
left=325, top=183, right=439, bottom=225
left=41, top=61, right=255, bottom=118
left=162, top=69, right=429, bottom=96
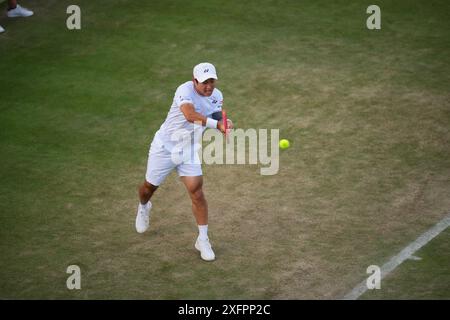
left=0, top=25, right=5, bottom=33
left=7, top=5, right=34, bottom=18
left=195, top=238, right=215, bottom=261
left=135, top=201, right=152, bottom=233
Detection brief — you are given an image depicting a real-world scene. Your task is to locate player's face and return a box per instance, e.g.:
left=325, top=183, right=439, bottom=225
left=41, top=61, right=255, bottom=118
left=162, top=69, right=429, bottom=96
left=194, top=78, right=216, bottom=96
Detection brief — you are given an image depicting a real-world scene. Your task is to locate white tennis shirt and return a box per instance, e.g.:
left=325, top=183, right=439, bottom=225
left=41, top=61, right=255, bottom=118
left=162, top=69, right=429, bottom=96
left=154, top=81, right=223, bottom=150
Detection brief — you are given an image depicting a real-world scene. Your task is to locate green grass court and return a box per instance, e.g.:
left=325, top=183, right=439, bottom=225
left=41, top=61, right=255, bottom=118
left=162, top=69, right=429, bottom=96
left=361, top=228, right=450, bottom=299
left=0, top=0, right=449, bottom=299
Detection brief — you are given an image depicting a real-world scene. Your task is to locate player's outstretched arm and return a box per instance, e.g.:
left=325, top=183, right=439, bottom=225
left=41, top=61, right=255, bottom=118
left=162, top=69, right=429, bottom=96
left=180, top=103, right=227, bottom=133
left=180, top=103, right=206, bottom=124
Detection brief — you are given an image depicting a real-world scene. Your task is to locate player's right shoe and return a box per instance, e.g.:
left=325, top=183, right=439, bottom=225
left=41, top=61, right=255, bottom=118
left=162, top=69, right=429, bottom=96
left=135, top=201, right=152, bottom=233
left=0, top=25, right=5, bottom=33
left=195, top=238, right=215, bottom=261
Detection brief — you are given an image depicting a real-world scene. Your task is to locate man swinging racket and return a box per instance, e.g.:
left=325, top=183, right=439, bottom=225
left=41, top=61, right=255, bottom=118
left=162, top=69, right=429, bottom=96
left=135, top=62, right=233, bottom=261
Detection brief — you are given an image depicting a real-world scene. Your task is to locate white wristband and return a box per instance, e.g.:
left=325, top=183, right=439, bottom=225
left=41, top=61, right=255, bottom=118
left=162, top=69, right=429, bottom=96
left=206, top=118, right=218, bottom=129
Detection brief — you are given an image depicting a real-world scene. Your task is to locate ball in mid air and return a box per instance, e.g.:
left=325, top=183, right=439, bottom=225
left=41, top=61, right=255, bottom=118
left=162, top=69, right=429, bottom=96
left=279, top=139, right=290, bottom=149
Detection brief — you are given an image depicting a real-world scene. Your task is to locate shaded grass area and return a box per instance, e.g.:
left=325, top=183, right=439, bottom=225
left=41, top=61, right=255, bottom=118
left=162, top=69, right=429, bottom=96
left=0, top=0, right=449, bottom=298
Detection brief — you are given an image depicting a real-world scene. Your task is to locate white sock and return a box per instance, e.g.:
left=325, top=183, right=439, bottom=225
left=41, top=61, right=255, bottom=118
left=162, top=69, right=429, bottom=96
left=140, top=201, right=149, bottom=209
left=198, top=225, right=208, bottom=241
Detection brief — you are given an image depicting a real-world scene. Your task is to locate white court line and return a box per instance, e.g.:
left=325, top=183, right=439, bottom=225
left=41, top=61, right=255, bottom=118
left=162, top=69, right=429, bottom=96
left=343, top=212, right=450, bottom=300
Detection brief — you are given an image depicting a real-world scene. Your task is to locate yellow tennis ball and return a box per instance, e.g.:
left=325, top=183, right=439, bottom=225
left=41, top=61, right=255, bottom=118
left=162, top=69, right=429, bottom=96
left=279, top=139, right=290, bottom=149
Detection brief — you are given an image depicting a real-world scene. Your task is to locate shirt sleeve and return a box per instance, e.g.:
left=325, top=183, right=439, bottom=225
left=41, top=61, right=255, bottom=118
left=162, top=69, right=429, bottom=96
left=174, top=85, right=194, bottom=107
left=210, top=90, right=223, bottom=114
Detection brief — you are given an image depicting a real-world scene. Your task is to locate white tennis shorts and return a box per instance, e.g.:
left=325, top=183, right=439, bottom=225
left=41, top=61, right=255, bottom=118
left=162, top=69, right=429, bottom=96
left=145, top=135, right=202, bottom=186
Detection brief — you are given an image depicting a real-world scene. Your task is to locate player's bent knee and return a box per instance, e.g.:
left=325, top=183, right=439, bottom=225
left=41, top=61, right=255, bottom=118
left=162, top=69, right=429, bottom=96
left=144, top=180, right=158, bottom=191
left=190, top=188, right=205, bottom=202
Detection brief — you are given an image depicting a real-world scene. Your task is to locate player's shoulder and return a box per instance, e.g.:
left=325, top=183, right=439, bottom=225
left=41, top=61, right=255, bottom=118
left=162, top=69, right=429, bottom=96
left=176, top=81, right=194, bottom=93
left=209, top=88, right=223, bottom=108
left=212, top=87, right=223, bottom=99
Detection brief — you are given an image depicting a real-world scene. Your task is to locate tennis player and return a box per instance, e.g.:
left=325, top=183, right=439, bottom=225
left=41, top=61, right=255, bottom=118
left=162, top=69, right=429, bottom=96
left=135, top=62, right=233, bottom=261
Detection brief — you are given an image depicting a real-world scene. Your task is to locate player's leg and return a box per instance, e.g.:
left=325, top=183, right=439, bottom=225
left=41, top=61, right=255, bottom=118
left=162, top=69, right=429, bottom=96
left=136, top=140, right=175, bottom=233
left=181, top=176, right=208, bottom=225
left=138, top=180, right=158, bottom=205
left=180, top=175, right=215, bottom=261
left=7, top=0, right=17, bottom=9
left=135, top=181, right=158, bottom=234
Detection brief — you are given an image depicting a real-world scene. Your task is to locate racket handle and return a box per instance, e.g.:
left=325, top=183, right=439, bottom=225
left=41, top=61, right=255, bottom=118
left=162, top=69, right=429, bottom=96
left=222, top=109, right=229, bottom=143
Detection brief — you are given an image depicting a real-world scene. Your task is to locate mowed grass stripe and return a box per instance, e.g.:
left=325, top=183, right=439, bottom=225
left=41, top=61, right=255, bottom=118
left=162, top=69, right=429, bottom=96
left=344, top=212, right=450, bottom=299
left=359, top=227, right=450, bottom=299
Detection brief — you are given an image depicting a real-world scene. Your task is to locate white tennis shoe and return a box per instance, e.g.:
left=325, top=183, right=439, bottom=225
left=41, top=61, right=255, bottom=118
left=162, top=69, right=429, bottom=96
left=135, top=201, right=152, bottom=233
left=7, top=4, right=34, bottom=18
left=0, top=25, right=5, bottom=33
left=195, top=238, right=215, bottom=261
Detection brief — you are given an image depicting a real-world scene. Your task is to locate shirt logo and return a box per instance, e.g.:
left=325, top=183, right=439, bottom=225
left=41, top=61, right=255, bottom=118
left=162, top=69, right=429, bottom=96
left=204, top=69, right=209, bottom=73
left=210, top=96, right=219, bottom=104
